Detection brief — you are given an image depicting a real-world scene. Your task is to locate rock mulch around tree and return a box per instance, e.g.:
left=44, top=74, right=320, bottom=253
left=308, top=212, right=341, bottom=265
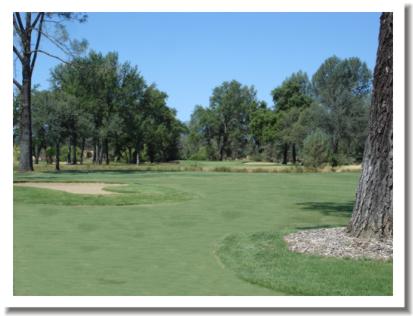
left=283, top=227, right=392, bottom=261
left=14, top=182, right=125, bottom=195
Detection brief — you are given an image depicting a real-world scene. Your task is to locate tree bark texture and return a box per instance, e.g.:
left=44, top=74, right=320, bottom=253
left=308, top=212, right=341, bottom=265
left=19, top=63, right=33, bottom=171
left=55, top=142, right=60, bottom=171
left=347, top=12, right=393, bottom=239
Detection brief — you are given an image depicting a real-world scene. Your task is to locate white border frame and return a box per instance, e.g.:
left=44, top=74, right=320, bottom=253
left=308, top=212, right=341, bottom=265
left=0, top=0, right=405, bottom=309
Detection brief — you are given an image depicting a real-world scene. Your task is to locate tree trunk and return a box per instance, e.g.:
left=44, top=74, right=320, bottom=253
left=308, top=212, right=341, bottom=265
left=34, top=144, right=40, bottom=164
left=67, top=138, right=72, bottom=164
left=128, top=147, right=133, bottom=164
left=105, top=138, right=109, bottom=165
left=292, top=143, right=297, bottom=164
left=80, top=137, right=85, bottom=164
left=19, top=62, right=34, bottom=172
left=55, top=142, right=60, bottom=171
left=98, top=140, right=104, bottom=164
left=72, top=133, right=77, bottom=165
left=347, top=12, right=393, bottom=239
left=92, top=141, right=96, bottom=163
left=282, top=143, right=288, bottom=165
left=331, top=138, right=339, bottom=167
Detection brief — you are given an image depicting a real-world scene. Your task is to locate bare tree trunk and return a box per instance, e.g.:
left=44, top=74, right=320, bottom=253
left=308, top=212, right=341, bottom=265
left=34, top=144, right=40, bottom=164
left=67, top=138, right=72, bottom=164
left=347, top=12, right=393, bottom=239
left=292, top=143, right=297, bottom=164
left=19, top=63, right=34, bottom=171
left=93, top=141, right=97, bottom=163
left=80, top=137, right=85, bottom=164
left=72, top=133, right=77, bottom=164
left=128, top=147, right=132, bottom=164
left=98, top=140, right=104, bottom=164
left=282, top=143, right=288, bottom=165
left=135, top=143, right=140, bottom=165
left=105, top=138, right=110, bottom=165
left=55, top=142, right=60, bottom=171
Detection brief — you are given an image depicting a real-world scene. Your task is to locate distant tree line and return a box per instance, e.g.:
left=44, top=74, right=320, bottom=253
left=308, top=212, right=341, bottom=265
left=14, top=51, right=185, bottom=170
left=182, top=56, right=372, bottom=167
left=13, top=54, right=372, bottom=169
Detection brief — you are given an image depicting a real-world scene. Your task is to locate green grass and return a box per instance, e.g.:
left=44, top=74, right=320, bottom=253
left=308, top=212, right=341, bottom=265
left=216, top=231, right=392, bottom=296
left=13, top=170, right=392, bottom=295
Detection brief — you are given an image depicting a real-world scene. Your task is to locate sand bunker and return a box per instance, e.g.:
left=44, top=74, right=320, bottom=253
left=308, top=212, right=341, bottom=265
left=243, top=162, right=277, bottom=166
left=14, top=182, right=125, bottom=195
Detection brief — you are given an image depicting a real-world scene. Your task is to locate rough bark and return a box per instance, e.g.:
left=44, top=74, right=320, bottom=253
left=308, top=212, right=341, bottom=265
left=292, top=143, right=297, bottom=164
left=19, top=62, right=33, bottom=171
left=347, top=12, right=393, bottom=239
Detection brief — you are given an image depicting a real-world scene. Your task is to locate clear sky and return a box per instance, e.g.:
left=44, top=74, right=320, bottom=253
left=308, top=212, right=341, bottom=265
left=28, top=12, right=381, bottom=122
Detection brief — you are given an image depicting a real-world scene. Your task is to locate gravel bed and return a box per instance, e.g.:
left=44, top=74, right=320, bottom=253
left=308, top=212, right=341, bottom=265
left=283, top=227, right=392, bottom=261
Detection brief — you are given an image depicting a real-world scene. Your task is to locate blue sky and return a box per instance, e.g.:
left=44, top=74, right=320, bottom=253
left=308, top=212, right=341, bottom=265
left=28, top=12, right=380, bottom=122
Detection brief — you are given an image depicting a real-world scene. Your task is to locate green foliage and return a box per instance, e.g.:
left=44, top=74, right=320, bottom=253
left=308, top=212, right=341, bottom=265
left=188, top=147, right=209, bottom=161
left=312, top=56, right=371, bottom=165
left=302, top=129, right=331, bottom=167
left=271, top=71, right=313, bottom=112
left=185, top=81, right=260, bottom=161
left=38, top=51, right=184, bottom=165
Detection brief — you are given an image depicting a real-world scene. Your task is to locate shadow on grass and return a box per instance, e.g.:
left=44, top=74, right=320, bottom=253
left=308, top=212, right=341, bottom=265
left=294, top=224, right=341, bottom=230
left=296, top=201, right=354, bottom=217
left=41, top=169, right=160, bottom=174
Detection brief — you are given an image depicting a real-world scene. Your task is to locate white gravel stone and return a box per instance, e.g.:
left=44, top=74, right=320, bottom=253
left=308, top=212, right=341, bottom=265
left=283, top=227, right=392, bottom=261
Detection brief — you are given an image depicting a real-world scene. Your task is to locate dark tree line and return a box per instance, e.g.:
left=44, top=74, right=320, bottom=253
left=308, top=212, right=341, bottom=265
left=14, top=51, right=184, bottom=170
left=183, top=56, right=372, bottom=166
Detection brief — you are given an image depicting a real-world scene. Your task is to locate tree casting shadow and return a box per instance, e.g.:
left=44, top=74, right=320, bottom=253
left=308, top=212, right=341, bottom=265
left=296, top=201, right=354, bottom=217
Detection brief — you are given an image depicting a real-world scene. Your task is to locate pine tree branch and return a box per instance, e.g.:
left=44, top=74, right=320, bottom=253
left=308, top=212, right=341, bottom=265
left=30, top=13, right=45, bottom=73
left=30, top=49, right=68, bottom=64
left=13, top=45, right=24, bottom=63
left=13, top=79, right=22, bottom=90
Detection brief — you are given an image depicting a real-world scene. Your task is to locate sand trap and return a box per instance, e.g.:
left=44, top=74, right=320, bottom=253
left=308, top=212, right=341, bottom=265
left=14, top=182, right=125, bottom=195
left=243, top=162, right=277, bottom=166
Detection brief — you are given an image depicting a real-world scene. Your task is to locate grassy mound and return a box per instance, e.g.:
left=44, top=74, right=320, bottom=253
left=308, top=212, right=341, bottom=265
left=13, top=183, right=191, bottom=206
left=216, top=230, right=393, bottom=296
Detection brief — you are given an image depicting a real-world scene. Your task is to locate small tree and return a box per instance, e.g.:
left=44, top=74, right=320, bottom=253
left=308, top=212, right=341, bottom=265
left=302, top=129, right=330, bottom=167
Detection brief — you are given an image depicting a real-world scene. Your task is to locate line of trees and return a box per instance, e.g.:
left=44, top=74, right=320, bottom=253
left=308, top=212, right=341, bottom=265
left=14, top=51, right=185, bottom=170
left=13, top=12, right=373, bottom=170
left=182, top=56, right=372, bottom=167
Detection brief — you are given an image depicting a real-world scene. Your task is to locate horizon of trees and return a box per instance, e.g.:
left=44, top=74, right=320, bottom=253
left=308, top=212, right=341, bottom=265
left=14, top=52, right=372, bottom=169
left=182, top=56, right=372, bottom=167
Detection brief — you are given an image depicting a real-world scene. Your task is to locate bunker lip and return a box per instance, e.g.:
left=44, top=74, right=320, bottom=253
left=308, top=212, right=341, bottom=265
left=13, top=182, right=126, bottom=195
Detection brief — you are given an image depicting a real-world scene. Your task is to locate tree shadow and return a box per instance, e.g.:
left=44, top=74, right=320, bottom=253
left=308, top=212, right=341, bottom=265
left=294, top=224, right=341, bottom=230
left=41, top=169, right=168, bottom=174
left=296, top=201, right=354, bottom=217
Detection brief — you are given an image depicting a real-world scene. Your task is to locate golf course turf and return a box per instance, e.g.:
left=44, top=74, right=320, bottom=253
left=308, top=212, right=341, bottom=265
left=13, top=170, right=392, bottom=295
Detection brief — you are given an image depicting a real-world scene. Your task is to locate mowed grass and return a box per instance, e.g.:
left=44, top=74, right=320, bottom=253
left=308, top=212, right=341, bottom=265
left=13, top=171, right=392, bottom=295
